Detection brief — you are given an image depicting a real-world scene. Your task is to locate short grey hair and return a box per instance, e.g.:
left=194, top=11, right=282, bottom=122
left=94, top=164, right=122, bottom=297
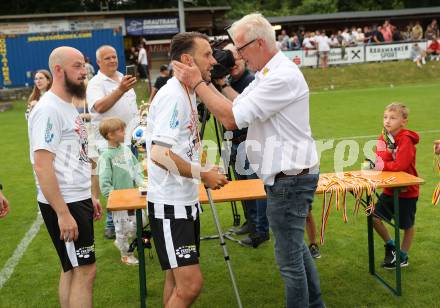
left=229, top=13, right=276, bottom=52
left=48, top=48, right=63, bottom=75
left=96, top=45, right=116, bottom=61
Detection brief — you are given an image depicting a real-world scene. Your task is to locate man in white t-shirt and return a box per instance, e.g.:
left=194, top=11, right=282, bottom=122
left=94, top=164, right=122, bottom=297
left=173, top=14, right=324, bottom=308
left=137, top=43, right=149, bottom=81
left=146, top=32, right=228, bottom=307
left=315, top=30, right=331, bottom=68
left=28, top=46, right=102, bottom=308
left=86, top=45, right=138, bottom=239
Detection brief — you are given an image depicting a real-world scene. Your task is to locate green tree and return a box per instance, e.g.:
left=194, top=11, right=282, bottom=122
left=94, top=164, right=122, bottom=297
left=295, top=0, right=338, bottom=15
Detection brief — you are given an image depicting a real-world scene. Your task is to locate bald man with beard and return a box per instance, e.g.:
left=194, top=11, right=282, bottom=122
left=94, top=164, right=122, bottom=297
left=28, top=46, right=102, bottom=308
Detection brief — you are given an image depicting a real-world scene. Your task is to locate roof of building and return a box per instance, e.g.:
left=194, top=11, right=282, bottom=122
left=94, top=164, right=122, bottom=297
left=0, top=6, right=231, bottom=21
left=266, top=6, right=440, bottom=24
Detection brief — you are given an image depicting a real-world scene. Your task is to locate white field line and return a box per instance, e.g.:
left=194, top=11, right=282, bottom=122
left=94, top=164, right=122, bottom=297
left=0, top=214, right=43, bottom=289
left=317, top=129, right=440, bottom=141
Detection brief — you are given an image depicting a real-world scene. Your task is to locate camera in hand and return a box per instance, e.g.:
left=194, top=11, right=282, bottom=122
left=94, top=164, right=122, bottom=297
left=211, top=49, right=235, bottom=79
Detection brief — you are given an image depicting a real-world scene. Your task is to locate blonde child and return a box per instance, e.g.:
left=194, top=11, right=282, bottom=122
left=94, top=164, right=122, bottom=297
left=373, top=103, right=419, bottom=269
left=98, top=117, right=143, bottom=265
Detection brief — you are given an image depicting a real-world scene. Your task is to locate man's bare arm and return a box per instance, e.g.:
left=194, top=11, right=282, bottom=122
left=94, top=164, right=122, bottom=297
left=150, top=144, right=228, bottom=189
left=34, top=150, right=79, bottom=241
left=93, top=75, right=137, bottom=113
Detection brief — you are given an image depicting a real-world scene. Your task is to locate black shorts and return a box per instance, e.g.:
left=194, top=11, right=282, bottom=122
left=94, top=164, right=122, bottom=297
left=39, top=199, right=96, bottom=272
left=374, top=193, right=417, bottom=229
left=148, top=202, right=200, bottom=271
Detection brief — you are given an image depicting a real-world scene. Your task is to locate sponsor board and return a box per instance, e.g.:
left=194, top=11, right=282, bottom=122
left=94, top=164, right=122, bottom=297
left=126, top=18, right=179, bottom=35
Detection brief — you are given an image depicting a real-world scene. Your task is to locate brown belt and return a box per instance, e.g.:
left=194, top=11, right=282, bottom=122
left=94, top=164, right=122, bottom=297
left=275, top=168, right=309, bottom=181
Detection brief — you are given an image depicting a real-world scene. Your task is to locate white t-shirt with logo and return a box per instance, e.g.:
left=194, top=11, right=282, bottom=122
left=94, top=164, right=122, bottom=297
left=28, top=91, right=91, bottom=204
left=146, top=77, right=200, bottom=206
left=87, top=71, right=138, bottom=154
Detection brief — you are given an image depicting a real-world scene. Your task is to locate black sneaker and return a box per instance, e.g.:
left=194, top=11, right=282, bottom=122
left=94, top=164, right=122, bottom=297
left=234, top=221, right=253, bottom=235
left=240, top=233, right=270, bottom=248
left=309, top=243, right=321, bottom=259
left=383, top=256, right=409, bottom=270
left=383, top=243, right=396, bottom=266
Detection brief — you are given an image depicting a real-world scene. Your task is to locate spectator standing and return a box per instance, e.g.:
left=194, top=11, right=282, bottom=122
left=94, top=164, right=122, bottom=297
left=137, top=43, right=149, bottom=81
left=329, top=34, right=340, bottom=47
left=126, top=46, right=138, bottom=66
left=402, top=25, right=412, bottom=41
left=280, top=29, right=290, bottom=49
left=392, top=26, right=403, bottom=42
left=147, top=64, right=171, bottom=105
left=425, top=25, right=435, bottom=40
left=355, top=28, right=365, bottom=45
left=373, top=26, right=385, bottom=43
left=290, top=35, right=301, bottom=50
left=302, top=32, right=315, bottom=50
left=381, top=20, right=393, bottom=42
left=363, top=26, right=373, bottom=44
left=26, top=69, right=52, bottom=119
left=429, top=19, right=439, bottom=37
left=411, top=21, right=423, bottom=41
left=315, top=30, right=331, bottom=68
left=28, top=46, right=102, bottom=308
left=86, top=45, right=138, bottom=240
left=85, top=57, right=95, bottom=80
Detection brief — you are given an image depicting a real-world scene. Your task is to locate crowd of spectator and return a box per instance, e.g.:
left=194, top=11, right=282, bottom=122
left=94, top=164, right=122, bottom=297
left=276, top=19, right=439, bottom=51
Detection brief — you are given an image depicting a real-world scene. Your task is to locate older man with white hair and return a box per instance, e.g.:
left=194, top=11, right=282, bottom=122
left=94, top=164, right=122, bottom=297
left=86, top=45, right=138, bottom=239
left=173, top=13, right=324, bottom=307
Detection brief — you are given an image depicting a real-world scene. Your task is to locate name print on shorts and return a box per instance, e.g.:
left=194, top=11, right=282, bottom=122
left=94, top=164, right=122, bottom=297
left=76, top=244, right=95, bottom=259
left=175, top=245, right=197, bottom=259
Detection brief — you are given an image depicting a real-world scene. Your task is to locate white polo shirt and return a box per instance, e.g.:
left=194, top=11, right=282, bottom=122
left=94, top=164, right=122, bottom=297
left=232, top=51, right=319, bottom=186
left=86, top=71, right=138, bottom=153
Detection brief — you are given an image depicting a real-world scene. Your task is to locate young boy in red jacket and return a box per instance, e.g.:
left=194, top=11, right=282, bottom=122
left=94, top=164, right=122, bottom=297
left=373, top=102, right=419, bottom=269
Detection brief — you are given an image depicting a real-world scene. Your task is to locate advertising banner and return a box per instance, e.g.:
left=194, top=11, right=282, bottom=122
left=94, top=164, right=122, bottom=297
left=284, top=46, right=364, bottom=67
left=365, top=41, right=428, bottom=62
left=0, top=18, right=125, bottom=35
left=0, top=29, right=124, bottom=87
left=126, top=18, right=179, bottom=35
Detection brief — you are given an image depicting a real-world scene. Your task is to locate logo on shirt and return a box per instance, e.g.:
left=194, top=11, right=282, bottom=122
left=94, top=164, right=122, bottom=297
left=186, top=109, right=199, bottom=161
left=169, top=103, right=179, bottom=129
left=44, top=118, right=54, bottom=144
left=74, top=116, right=89, bottom=164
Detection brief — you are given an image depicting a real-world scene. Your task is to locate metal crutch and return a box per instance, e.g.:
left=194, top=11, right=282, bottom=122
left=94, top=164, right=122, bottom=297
left=205, top=187, right=243, bottom=308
